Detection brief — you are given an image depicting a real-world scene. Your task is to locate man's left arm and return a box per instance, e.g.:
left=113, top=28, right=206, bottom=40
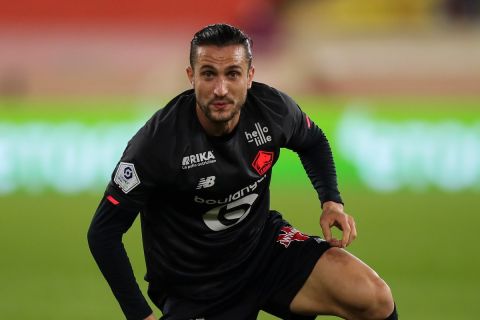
left=283, top=100, right=357, bottom=247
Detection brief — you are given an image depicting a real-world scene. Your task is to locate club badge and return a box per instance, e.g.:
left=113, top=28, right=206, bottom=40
left=252, top=150, right=274, bottom=175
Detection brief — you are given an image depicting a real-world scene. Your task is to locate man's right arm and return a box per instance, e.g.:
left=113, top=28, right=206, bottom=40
left=87, top=193, right=153, bottom=320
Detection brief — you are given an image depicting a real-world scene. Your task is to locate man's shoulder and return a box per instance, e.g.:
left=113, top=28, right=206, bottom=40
left=118, top=91, right=194, bottom=176
left=131, top=89, right=195, bottom=148
left=248, top=82, right=298, bottom=116
left=151, top=89, right=195, bottom=123
left=141, top=89, right=195, bottom=135
left=249, top=81, right=281, bottom=98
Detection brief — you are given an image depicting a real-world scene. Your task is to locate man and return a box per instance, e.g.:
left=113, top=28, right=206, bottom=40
left=88, top=24, right=397, bottom=320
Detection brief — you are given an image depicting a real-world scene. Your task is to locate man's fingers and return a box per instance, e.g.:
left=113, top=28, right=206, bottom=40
left=320, top=219, right=332, bottom=242
left=321, top=211, right=357, bottom=247
left=340, top=218, right=351, bottom=248
left=328, top=238, right=342, bottom=247
left=347, top=215, right=357, bottom=246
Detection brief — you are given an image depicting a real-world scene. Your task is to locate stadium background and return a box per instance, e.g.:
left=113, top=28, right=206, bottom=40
left=1, top=1, right=479, bottom=319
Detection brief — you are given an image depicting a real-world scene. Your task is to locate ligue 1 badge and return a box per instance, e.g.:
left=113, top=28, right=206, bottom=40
left=114, top=162, right=140, bottom=193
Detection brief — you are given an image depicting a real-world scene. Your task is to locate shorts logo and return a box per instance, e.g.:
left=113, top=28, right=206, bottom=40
left=245, top=122, right=272, bottom=146
left=196, top=176, right=216, bottom=189
left=252, top=150, right=274, bottom=175
left=114, top=162, right=140, bottom=193
left=277, top=226, right=309, bottom=248
left=182, top=151, right=216, bottom=170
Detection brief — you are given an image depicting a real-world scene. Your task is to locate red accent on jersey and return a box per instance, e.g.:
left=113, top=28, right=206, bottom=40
left=306, top=115, right=311, bottom=129
left=107, top=195, right=120, bottom=205
left=276, top=226, right=309, bottom=248
left=252, top=150, right=274, bottom=175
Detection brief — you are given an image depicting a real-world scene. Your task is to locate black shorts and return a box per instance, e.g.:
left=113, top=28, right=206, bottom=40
left=148, top=211, right=331, bottom=320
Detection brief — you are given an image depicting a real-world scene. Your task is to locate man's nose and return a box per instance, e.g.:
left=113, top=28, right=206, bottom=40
left=213, top=78, right=228, bottom=97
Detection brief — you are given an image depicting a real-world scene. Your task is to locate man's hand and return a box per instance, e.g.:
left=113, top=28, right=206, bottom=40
left=144, top=314, right=156, bottom=320
left=320, top=201, right=357, bottom=248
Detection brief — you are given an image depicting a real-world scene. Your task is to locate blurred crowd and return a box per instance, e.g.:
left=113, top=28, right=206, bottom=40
left=0, top=0, right=479, bottom=100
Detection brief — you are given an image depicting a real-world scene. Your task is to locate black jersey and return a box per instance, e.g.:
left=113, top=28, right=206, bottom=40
left=88, top=82, right=342, bottom=320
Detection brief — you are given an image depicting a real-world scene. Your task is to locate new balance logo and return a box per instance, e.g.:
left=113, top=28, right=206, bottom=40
left=245, top=122, right=272, bottom=146
left=182, top=151, right=216, bottom=170
left=196, top=176, right=216, bottom=189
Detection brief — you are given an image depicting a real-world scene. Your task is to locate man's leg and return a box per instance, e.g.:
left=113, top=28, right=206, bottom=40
left=290, top=247, right=395, bottom=320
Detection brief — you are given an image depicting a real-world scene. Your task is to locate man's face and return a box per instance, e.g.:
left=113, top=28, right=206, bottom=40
left=187, top=45, right=254, bottom=125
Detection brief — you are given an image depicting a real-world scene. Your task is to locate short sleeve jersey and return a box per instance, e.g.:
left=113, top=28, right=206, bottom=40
left=106, top=81, right=341, bottom=301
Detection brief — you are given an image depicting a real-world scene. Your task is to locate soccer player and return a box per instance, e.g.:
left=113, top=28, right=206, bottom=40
left=88, top=24, right=397, bottom=320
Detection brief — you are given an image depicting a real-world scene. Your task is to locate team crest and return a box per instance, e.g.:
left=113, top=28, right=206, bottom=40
left=252, top=150, right=274, bottom=175
left=114, top=162, right=140, bottom=193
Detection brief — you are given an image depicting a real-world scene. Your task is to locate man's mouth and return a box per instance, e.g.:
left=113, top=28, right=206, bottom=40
left=211, top=101, right=232, bottom=109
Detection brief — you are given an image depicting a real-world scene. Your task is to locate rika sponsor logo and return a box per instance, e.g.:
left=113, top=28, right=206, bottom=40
left=277, top=226, right=309, bottom=248
left=252, top=150, right=274, bottom=175
left=245, top=122, right=272, bottom=146
left=182, top=151, right=216, bottom=170
left=196, top=176, right=216, bottom=189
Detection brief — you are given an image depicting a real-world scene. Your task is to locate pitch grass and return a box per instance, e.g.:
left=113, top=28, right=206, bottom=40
left=1, top=185, right=478, bottom=319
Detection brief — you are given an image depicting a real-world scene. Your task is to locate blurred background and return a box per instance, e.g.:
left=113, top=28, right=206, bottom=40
left=1, top=0, right=479, bottom=319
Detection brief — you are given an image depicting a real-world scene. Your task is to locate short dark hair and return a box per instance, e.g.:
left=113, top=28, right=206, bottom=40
left=190, top=23, right=253, bottom=68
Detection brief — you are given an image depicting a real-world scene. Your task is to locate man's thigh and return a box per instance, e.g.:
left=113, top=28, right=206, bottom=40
left=290, top=247, right=393, bottom=318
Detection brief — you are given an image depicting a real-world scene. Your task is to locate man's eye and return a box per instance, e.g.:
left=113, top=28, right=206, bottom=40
left=228, top=71, right=240, bottom=78
left=202, top=71, right=214, bottom=78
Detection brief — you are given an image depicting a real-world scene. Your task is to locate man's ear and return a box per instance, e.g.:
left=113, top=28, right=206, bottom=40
left=186, top=66, right=194, bottom=86
left=247, top=65, right=255, bottom=89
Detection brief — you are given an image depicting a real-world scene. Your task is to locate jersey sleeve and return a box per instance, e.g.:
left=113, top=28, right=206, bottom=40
left=107, top=119, right=162, bottom=208
left=88, top=120, right=163, bottom=319
left=280, top=93, right=343, bottom=205
left=87, top=196, right=153, bottom=320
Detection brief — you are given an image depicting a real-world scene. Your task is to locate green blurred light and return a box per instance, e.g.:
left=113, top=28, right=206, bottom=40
left=1, top=106, right=479, bottom=194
